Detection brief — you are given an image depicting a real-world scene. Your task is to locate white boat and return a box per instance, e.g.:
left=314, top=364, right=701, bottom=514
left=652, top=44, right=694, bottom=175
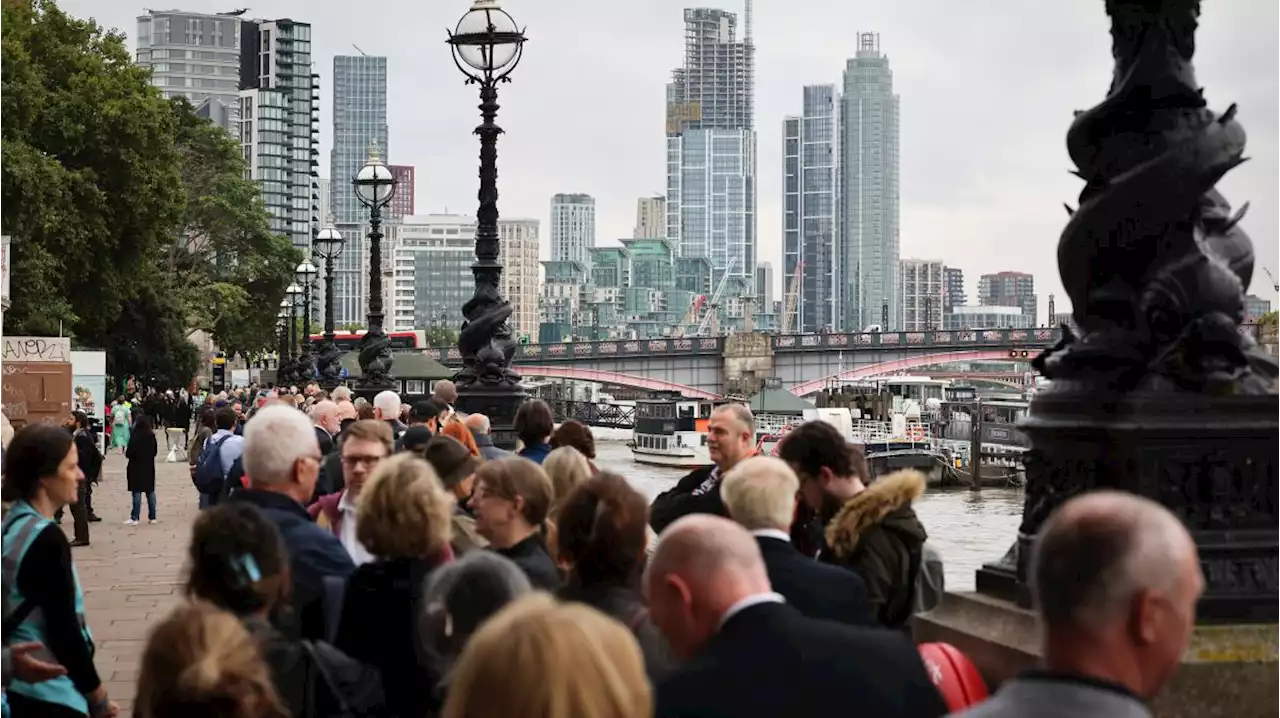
left=631, top=392, right=714, bottom=469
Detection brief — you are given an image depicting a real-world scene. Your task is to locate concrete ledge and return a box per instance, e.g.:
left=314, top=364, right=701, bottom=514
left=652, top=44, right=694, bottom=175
left=912, top=592, right=1279, bottom=718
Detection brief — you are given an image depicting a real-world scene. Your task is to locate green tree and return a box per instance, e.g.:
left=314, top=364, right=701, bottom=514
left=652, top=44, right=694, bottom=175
left=1, top=0, right=184, bottom=340
left=1260, top=311, right=1278, bottom=328
left=164, top=98, right=301, bottom=358
left=424, top=326, right=458, bottom=347
left=338, top=323, right=367, bottom=332
left=105, top=286, right=200, bottom=389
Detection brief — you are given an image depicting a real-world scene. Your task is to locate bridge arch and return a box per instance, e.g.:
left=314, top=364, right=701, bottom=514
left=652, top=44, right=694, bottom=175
left=789, top=349, right=1031, bottom=396
left=517, top=366, right=721, bottom=400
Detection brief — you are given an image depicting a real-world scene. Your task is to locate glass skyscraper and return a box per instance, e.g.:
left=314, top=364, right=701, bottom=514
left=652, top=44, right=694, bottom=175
left=839, top=32, right=900, bottom=331
left=330, top=55, right=389, bottom=326
left=135, top=10, right=243, bottom=131
left=783, top=84, right=839, bottom=333
left=664, top=4, right=756, bottom=290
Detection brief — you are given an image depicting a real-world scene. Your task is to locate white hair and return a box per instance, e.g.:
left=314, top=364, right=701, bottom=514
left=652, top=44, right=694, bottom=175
left=310, top=399, right=339, bottom=423
left=720, top=456, right=800, bottom=531
left=331, top=386, right=352, bottom=403
left=464, top=413, right=491, bottom=434
left=373, top=390, right=401, bottom=417
left=713, top=403, right=755, bottom=435
left=242, top=405, right=319, bottom=485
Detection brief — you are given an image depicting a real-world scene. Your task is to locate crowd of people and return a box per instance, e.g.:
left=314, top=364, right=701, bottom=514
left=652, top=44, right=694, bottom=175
left=0, top=379, right=1204, bottom=718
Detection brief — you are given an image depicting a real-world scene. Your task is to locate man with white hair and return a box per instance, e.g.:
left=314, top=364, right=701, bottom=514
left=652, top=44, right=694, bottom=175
left=464, top=413, right=511, bottom=461
left=647, top=515, right=946, bottom=718
left=721, top=456, right=872, bottom=626
left=957, top=491, right=1203, bottom=718
left=229, top=405, right=355, bottom=640
left=308, top=399, right=343, bottom=498
left=372, top=389, right=406, bottom=440
left=651, top=403, right=757, bottom=533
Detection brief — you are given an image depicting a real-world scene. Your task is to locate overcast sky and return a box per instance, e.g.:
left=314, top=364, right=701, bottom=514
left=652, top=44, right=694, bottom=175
left=64, top=0, right=1279, bottom=320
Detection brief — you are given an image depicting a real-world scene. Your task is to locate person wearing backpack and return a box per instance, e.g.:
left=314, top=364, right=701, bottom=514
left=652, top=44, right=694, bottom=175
left=194, top=407, right=244, bottom=510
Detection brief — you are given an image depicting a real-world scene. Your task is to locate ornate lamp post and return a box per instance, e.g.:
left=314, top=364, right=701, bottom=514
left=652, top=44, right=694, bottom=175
left=295, top=259, right=319, bottom=382
left=446, top=0, right=528, bottom=448
left=969, top=1, right=1278, bottom=621
left=275, top=306, right=289, bottom=382
left=352, top=142, right=398, bottom=396
left=313, top=217, right=347, bottom=389
left=283, top=283, right=302, bottom=387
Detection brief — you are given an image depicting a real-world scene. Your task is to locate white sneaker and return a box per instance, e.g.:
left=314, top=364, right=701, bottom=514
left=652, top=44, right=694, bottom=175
left=149, top=519, right=160, bottom=525
left=123, top=519, right=138, bottom=526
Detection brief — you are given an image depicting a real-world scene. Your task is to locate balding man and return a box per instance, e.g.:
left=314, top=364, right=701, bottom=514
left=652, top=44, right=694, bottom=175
left=647, top=515, right=946, bottom=718
left=721, top=457, right=872, bottom=626
left=650, top=403, right=757, bottom=533
left=432, top=379, right=458, bottom=413
left=464, top=413, right=511, bottom=461
left=308, top=400, right=343, bottom=499
left=957, top=491, right=1203, bottom=718
left=230, top=405, right=355, bottom=640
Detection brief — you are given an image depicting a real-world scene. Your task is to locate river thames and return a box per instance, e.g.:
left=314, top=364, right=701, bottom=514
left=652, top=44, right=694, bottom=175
left=591, top=433, right=1024, bottom=591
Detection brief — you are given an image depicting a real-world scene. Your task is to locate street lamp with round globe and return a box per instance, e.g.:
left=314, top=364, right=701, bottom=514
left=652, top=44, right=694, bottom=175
left=351, top=143, right=398, bottom=393
left=295, top=260, right=319, bottom=379
left=444, top=0, right=529, bottom=448
left=313, top=217, right=347, bottom=389
left=447, top=0, right=525, bottom=82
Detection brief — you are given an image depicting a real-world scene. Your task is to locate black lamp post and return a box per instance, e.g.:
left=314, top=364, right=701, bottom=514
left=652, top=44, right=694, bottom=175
left=973, top=0, right=1278, bottom=622
left=352, top=142, right=398, bottom=396
left=295, top=258, right=319, bottom=383
left=314, top=216, right=347, bottom=389
left=275, top=306, right=288, bottom=381
left=446, top=0, right=528, bottom=449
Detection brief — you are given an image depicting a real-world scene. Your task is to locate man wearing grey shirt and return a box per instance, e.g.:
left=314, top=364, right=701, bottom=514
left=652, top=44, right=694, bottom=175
left=957, top=491, right=1203, bottom=718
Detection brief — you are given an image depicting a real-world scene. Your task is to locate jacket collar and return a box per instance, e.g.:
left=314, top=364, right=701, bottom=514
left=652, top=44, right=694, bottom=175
left=232, top=488, right=310, bottom=521
left=473, top=432, right=495, bottom=448
left=825, top=469, right=925, bottom=560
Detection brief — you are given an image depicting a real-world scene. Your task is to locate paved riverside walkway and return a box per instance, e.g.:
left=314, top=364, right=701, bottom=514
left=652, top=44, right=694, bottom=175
left=61, top=445, right=198, bottom=713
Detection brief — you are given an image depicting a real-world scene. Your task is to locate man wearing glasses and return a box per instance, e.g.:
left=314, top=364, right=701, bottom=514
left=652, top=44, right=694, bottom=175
left=307, top=420, right=395, bottom=567
left=230, top=404, right=356, bottom=640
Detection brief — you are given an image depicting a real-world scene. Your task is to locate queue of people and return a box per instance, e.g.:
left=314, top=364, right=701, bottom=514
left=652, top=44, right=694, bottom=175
left=0, top=385, right=1206, bottom=718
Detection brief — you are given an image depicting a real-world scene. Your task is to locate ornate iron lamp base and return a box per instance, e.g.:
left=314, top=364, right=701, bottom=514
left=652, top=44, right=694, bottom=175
left=997, top=385, right=1278, bottom=624
left=455, top=384, right=528, bottom=451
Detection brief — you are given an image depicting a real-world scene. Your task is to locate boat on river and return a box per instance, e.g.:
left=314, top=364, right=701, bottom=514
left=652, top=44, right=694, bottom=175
left=631, top=392, right=714, bottom=469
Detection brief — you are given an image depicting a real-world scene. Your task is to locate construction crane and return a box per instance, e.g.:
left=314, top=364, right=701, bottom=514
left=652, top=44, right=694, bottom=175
left=671, top=295, right=707, bottom=338
left=1263, top=266, right=1278, bottom=295
left=781, top=261, right=804, bottom=334
left=696, top=259, right=738, bottom=336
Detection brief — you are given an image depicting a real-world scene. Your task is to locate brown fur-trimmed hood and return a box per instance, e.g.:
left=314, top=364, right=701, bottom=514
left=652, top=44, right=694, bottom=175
left=825, top=469, right=927, bottom=560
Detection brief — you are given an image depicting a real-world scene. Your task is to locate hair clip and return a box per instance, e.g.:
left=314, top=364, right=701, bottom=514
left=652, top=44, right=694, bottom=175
left=235, top=554, right=262, bottom=584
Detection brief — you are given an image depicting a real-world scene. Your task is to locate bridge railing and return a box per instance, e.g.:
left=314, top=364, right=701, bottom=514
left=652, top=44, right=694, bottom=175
left=421, top=324, right=1262, bottom=365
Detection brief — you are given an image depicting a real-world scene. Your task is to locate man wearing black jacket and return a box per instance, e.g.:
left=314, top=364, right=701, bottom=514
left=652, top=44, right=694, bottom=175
left=650, top=403, right=756, bottom=533
left=720, top=456, right=874, bottom=626
left=648, top=515, right=946, bottom=718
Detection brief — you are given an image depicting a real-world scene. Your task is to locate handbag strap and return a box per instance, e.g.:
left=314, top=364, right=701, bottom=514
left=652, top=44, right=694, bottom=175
left=301, top=639, right=353, bottom=716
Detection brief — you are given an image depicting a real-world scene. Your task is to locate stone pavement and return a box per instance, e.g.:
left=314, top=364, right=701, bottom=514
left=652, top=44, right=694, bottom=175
left=61, top=443, right=198, bottom=713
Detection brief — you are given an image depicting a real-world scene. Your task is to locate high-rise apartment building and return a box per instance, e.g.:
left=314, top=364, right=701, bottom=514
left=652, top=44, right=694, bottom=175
left=634, top=196, right=666, bottom=239
left=499, top=218, right=541, bottom=341
left=943, top=267, right=966, bottom=314
left=665, top=3, right=756, bottom=289
left=329, top=55, right=389, bottom=325
left=978, top=271, right=1037, bottom=325
left=388, top=165, right=415, bottom=219
left=783, top=84, right=839, bottom=333
left=839, top=32, right=900, bottom=331
left=388, top=215, right=540, bottom=337
left=135, top=10, right=243, bottom=131
left=899, top=259, right=944, bottom=331
left=237, top=88, right=292, bottom=241
left=239, top=18, right=320, bottom=252
left=550, top=194, right=596, bottom=271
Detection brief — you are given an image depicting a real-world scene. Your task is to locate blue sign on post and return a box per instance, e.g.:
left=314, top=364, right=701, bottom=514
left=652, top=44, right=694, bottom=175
left=340, top=367, right=349, bottom=378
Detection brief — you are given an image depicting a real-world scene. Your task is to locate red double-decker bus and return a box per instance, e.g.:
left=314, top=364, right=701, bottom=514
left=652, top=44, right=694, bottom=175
left=308, top=330, right=426, bottom=351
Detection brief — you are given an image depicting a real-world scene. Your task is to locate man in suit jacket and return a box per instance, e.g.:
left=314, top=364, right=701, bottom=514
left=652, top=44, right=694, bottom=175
left=647, top=515, right=946, bottom=718
left=720, top=456, right=873, bottom=626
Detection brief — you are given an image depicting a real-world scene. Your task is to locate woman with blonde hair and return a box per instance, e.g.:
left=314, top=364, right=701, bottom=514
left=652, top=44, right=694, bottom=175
left=442, top=593, right=651, bottom=718
left=543, top=446, right=592, bottom=512
left=468, top=457, right=560, bottom=589
left=335, top=453, right=455, bottom=718
left=135, top=601, right=288, bottom=718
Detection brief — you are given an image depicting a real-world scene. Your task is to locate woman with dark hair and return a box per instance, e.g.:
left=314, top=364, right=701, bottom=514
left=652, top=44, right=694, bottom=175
left=187, top=409, right=216, bottom=479
left=185, top=503, right=384, bottom=716
left=125, top=415, right=159, bottom=526
left=513, top=399, right=554, bottom=464
left=1, top=424, right=117, bottom=718
left=554, top=470, right=675, bottom=680
left=549, top=420, right=596, bottom=471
